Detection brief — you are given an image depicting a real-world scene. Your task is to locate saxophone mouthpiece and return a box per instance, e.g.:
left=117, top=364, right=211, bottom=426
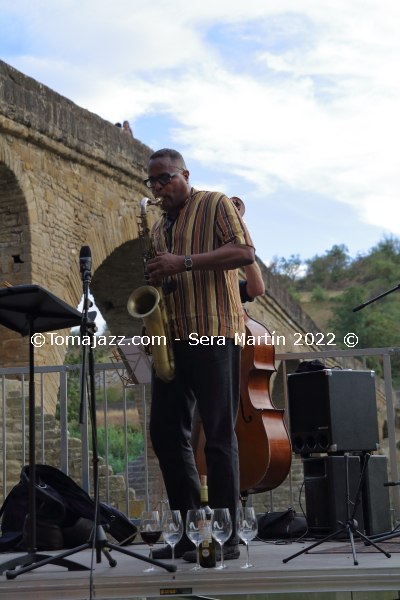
left=140, top=197, right=163, bottom=215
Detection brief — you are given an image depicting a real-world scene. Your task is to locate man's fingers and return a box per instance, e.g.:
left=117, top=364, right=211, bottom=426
left=146, top=252, right=176, bottom=279
left=148, top=272, right=161, bottom=282
left=146, top=259, right=161, bottom=272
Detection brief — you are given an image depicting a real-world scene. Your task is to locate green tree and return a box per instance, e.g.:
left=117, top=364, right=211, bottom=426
left=328, top=286, right=400, bottom=383
left=306, top=244, right=350, bottom=286
left=328, top=287, right=368, bottom=344
left=279, top=254, right=302, bottom=282
left=270, top=254, right=302, bottom=284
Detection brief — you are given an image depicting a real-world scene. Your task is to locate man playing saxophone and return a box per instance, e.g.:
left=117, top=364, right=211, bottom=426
left=143, top=149, right=255, bottom=562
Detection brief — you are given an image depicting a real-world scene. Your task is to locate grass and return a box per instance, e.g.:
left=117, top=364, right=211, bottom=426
left=96, top=408, right=140, bottom=428
left=68, top=413, right=144, bottom=474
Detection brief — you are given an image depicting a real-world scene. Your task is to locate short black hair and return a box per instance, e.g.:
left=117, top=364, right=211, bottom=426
left=149, top=148, right=186, bottom=169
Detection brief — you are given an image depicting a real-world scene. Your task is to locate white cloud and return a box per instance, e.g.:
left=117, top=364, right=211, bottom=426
left=3, top=0, right=400, bottom=236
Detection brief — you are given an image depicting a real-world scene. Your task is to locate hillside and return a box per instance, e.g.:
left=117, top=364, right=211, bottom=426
left=271, top=237, right=400, bottom=387
left=297, top=291, right=342, bottom=332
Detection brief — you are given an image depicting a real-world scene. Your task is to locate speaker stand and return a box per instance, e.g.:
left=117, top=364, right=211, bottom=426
left=283, top=454, right=391, bottom=566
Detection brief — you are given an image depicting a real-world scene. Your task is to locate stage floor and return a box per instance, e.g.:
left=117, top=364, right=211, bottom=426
left=0, top=540, right=399, bottom=600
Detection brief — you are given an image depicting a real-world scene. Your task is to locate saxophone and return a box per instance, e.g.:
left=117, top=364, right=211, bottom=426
left=127, top=197, right=176, bottom=382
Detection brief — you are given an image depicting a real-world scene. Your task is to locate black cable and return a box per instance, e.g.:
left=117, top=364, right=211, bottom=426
left=292, top=479, right=309, bottom=543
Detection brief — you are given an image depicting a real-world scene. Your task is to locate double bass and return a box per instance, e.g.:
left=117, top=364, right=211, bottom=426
left=194, top=309, right=292, bottom=495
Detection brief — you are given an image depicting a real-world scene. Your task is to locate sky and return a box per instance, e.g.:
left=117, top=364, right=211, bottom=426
left=1, top=0, right=399, bottom=275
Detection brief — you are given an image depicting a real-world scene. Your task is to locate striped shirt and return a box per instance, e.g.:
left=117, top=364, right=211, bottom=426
left=152, top=189, right=254, bottom=341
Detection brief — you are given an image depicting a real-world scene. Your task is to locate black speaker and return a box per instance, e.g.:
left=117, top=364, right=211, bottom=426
left=287, top=369, right=380, bottom=454
left=363, top=455, right=392, bottom=535
left=304, top=455, right=364, bottom=537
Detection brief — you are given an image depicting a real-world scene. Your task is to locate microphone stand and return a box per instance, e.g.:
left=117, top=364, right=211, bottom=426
left=353, top=284, right=400, bottom=312
left=5, top=253, right=176, bottom=579
left=77, top=252, right=117, bottom=566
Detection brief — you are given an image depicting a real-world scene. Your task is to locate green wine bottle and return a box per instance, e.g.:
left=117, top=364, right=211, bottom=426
left=199, top=475, right=216, bottom=568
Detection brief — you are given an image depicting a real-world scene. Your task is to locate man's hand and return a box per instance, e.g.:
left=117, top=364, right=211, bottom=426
left=146, top=245, right=254, bottom=283
left=146, top=252, right=184, bottom=283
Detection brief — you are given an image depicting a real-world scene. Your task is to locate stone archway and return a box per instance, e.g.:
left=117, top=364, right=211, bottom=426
left=0, top=161, right=32, bottom=368
left=0, top=159, right=62, bottom=412
left=90, top=238, right=145, bottom=338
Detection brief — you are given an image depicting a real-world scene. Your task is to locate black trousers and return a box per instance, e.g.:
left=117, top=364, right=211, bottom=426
left=150, top=338, right=241, bottom=545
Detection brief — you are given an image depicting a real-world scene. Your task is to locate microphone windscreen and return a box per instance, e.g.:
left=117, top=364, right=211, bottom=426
left=80, top=246, right=91, bottom=258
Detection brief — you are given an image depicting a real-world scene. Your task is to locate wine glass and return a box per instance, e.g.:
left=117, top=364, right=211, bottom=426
left=211, top=508, right=232, bottom=570
left=140, top=510, right=162, bottom=572
left=162, top=510, right=183, bottom=567
left=237, top=507, right=258, bottom=568
left=186, top=509, right=207, bottom=570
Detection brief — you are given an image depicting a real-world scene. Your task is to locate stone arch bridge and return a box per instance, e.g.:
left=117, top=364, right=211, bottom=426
left=0, top=60, right=327, bottom=413
left=1, top=60, right=392, bottom=515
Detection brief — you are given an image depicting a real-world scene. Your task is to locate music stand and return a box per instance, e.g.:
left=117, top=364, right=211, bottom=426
left=0, top=284, right=92, bottom=574
left=111, top=337, right=152, bottom=386
left=0, top=287, right=176, bottom=578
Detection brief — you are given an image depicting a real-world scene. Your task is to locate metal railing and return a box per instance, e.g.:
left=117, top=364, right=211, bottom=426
left=0, top=346, right=399, bottom=519
left=0, top=362, right=145, bottom=517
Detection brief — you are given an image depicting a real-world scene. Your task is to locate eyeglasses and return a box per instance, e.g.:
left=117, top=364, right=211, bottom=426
left=144, top=170, right=184, bottom=189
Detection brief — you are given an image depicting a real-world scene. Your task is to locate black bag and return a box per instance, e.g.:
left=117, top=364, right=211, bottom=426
left=258, top=509, right=296, bottom=539
left=0, top=464, right=137, bottom=551
left=23, top=515, right=64, bottom=551
left=258, top=509, right=308, bottom=540
left=295, top=359, right=326, bottom=373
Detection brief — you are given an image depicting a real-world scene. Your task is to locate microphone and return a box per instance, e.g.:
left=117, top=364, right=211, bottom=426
left=79, top=246, right=92, bottom=281
left=384, top=482, right=400, bottom=487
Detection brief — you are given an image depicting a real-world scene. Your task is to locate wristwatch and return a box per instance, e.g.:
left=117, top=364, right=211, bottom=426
left=184, top=255, right=193, bottom=271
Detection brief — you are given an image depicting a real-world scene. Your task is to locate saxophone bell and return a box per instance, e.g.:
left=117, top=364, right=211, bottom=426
left=127, top=198, right=175, bottom=383
left=127, top=286, right=159, bottom=320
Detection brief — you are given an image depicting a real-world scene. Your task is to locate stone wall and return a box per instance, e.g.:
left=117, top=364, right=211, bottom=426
left=0, top=60, right=154, bottom=412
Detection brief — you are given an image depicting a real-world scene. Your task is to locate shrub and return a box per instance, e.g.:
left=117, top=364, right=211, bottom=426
left=311, top=285, right=328, bottom=302
left=67, top=422, right=144, bottom=474
left=288, top=287, right=301, bottom=303
left=106, top=386, right=123, bottom=404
